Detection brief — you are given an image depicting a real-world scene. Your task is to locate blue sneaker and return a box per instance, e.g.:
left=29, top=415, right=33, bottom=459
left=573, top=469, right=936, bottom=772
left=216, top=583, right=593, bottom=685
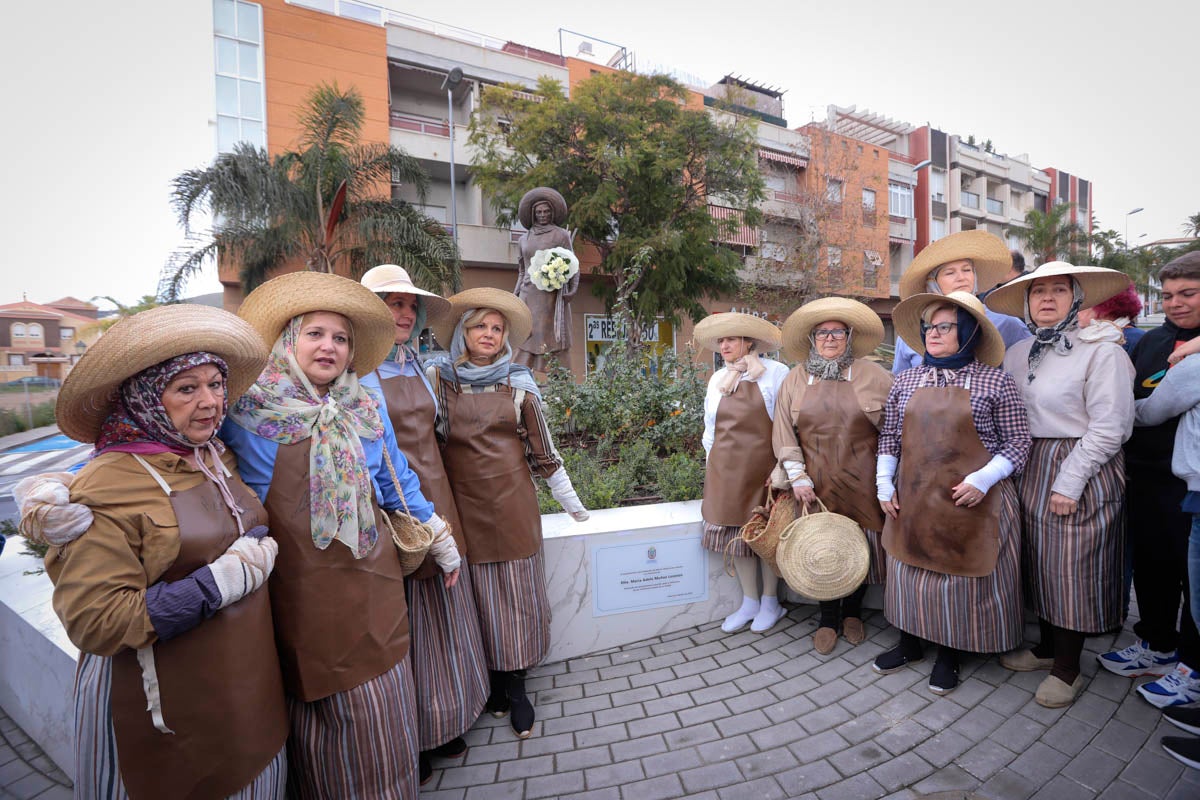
left=1137, top=664, right=1200, bottom=708
left=1097, top=640, right=1179, bottom=677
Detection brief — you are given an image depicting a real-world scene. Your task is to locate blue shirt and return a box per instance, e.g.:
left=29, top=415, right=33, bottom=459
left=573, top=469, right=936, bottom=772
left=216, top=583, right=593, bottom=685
left=1122, top=326, right=1145, bottom=357
left=359, top=358, right=437, bottom=412
left=892, top=308, right=1032, bottom=375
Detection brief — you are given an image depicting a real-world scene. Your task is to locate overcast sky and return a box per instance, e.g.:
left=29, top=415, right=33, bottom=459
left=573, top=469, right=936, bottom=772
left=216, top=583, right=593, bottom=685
left=2, top=0, right=1194, bottom=307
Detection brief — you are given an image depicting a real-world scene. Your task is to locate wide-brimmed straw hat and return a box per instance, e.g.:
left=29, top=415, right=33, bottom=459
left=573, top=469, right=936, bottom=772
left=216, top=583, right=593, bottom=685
left=236, top=272, right=394, bottom=375
left=900, top=230, right=1012, bottom=299
left=517, top=187, right=568, bottom=228
left=431, top=287, right=534, bottom=349
left=360, top=264, right=452, bottom=323
left=692, top=312, right=781, bottom=354
left=56, top=304, right=268, bottom=444
left=984, top=261, right=1132, bottom=319
left=781, top=298, right=884, bottom=361
left=892, top=290, right=1006, bottom=367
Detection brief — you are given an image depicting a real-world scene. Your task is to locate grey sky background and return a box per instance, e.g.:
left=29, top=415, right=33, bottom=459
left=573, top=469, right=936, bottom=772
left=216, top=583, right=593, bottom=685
left=2, top=0, right=1194, bottom=306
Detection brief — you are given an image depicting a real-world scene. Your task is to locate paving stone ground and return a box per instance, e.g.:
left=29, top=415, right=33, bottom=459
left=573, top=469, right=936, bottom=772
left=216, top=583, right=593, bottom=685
left=4, top=601, right=1200, bottom=799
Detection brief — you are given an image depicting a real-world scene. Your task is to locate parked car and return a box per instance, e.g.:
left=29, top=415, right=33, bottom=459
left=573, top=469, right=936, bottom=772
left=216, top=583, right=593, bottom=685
left=3, top=376, right=61, bottom=388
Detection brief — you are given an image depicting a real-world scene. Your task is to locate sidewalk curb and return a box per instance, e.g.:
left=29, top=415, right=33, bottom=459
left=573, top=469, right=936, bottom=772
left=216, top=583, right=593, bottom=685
left=0, top=425, right=61, bottom=454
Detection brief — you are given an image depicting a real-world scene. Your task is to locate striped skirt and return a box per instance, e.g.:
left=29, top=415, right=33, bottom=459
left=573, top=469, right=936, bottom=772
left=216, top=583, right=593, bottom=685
left=471, top=552, right=551, bottom=671
left=864, top=528, right=886, bottom=586
left=1017, top=438, right=1125, bottom=633
left=702, top=521, right=754, bottom=559
left=285, top=657, right=419, bottom=800
left=405, top=562, right=489, bottom=751
left=73, top=653, right=287, bottom=800
left=884, top=479, right=1023, bottom=653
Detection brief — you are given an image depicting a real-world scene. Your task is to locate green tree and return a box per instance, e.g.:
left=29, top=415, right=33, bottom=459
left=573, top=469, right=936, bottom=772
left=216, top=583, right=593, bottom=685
left=1017, top=203, right=1087, bottom=264
left=467, top=72, right=765, bottom=348
left=161, top=83, right=459, bottom=301
left=1183, top=213, right=1200, bottom=239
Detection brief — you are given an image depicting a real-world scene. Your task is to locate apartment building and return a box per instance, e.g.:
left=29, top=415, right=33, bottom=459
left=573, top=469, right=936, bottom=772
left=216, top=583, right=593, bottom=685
left=0, top=297, right=100, bottom=383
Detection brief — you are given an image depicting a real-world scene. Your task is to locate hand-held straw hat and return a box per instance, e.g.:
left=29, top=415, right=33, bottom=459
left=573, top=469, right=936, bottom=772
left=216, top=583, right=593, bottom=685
left=892, top=290, right=1006, bottom=367
left=235, top=271, right=395, bottom=375
left=517, top=188, right=568, bottom=229
left=56, top=304, right=268, bottom=443
left=692, top=313, right=781, bottom=354
left=360, top=264, right=452, bottom=323
left=781, top=298, right=884, bottom=362
left=899, top=230, right=1012, bottom=299
left=984, top=261, right=1132, bottom=319
left=432, top=287, right=534, bottom=348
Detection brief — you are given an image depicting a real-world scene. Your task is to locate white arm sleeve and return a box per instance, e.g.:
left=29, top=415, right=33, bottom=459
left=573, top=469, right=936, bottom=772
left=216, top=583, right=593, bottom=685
left=963, top=454, right=1014, bottom=496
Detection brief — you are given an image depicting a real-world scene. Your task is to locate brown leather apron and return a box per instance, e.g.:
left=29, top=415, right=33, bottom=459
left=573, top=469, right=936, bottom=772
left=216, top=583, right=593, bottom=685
left=882, top=382, right=1001, bottom=577
left=701, top=380, right=777, bottom=527
left=439, top=380, right=541, bottom=564
left=109, top=459, right=288, bottom=800
left=791, top=377, right=886, bottom=532
left=265, top=439, right=410, bottom=702
left=379, top=371, right=467, bottom=580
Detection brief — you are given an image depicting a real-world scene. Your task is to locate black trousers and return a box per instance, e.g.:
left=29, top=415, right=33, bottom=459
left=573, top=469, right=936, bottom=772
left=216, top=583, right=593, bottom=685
left=1130, top=466, right=1199, bottom=666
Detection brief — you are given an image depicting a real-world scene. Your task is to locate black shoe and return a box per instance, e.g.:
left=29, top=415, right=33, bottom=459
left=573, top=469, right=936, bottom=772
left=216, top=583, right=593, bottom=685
left=507, top=670, right=535, bottom=739
left=431, top=736, right=468, bottom=759
left=418, top=752, right=433, bottom=786
left=929, top=653, right=960, bottom=696
left=1164, top=706, right=1200, bottom=736
left=486, top=670, right=510, bottom=718
left=1162, top=736, right=1200, bottom=770
left=873, top=641, right=924, bottom=675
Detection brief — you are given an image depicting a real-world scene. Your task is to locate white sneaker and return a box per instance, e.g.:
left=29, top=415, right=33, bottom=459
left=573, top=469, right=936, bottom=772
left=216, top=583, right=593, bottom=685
left=1137, top=663, right=1200, bottom=708
left=750, top=597, right=786, bottom=633
left=1097, top=640, right=1179, bottom=677
left=722, top=596, right=760, bottom=633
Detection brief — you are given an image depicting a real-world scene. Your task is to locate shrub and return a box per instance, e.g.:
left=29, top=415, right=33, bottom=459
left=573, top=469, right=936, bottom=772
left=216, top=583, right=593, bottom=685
left=656, top=452, right=706, bottom=503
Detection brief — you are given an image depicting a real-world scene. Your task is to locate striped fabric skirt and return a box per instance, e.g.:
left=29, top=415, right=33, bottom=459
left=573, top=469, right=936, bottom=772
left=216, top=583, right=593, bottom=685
left=73, top=653, right=287, bottom=800
left=702, top=521, right=754, bottom=559
left=884, top=479, right=1023, bottom=653
left=405, top=561, right=489, bottom=751
left=864, top=528, right=886, bottom=586
left=471, top=552, right=551, bottom=671
left=1017, top=438, right=1125, bottom=633
left=285, top=658, right=419, bottom=800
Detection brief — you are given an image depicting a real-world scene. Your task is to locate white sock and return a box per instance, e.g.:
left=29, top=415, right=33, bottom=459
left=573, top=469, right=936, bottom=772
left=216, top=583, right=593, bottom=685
left=722, top=595, right=760, bottom=633
left=751, top=594, right=786, bottom=633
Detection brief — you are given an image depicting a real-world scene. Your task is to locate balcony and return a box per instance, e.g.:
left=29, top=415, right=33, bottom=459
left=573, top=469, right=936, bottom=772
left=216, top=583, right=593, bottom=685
left=961, top=191, right=981, bottom=210
left=708, top=204, right=758, bottom=247
left=390, top=111, right=449, bottom=138
left=986, top=197, right=1004, bottom=215
left=889, top=216, right=915, bottom=242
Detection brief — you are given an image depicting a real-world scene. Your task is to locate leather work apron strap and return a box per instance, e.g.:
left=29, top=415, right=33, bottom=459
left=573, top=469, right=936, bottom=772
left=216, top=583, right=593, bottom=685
left=439, top=379, right=541, bottom=564
left=110, top=455, right=288, bottom=800
left=379, top=372, right=467, bottom=580
left=882, top=376, right=1001, bottom=577
left=265, top=439, right=410, bottom=702
left=701, top=379, right=777, bottom=527
left=791, top=373, right=886, bottom=531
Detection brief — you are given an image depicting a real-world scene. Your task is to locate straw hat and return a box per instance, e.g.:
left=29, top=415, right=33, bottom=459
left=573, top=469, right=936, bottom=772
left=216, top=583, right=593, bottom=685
left=900, top=230, right=1012, bottom=299
left=431, top=287, right=534, bottom=349
left=775, top=502, right=870, bottom=601
left=984, top=261, right=1132, bottom=319
left=55, top=304, right=268, bottom=444
left=892, top=290, right=1006, bottom=367
left=360, top=264, right=452, bottom=323
left=692, top=313, right=781, bottom=354
left=517, top=187, right=568, bottom=228
left=781, top=298, right=884, bottom=361
left=236, top=272, right=395, bottom=375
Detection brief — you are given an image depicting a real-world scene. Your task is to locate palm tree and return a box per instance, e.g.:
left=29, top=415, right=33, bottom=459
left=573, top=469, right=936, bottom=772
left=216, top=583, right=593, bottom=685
left=1016, top=203, right=1086, bottom=265
left=160, top=83, right=458, bottom=301
left=1183, top=212, right=1200, bottom=238
left=80, top=295, right=163, bottom=337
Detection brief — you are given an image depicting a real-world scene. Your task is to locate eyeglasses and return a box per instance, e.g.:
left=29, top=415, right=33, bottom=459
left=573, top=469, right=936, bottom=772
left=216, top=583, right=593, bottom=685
left=813, top=329, right=849, bottom=341
left=921, top=322, right=958, bottom=337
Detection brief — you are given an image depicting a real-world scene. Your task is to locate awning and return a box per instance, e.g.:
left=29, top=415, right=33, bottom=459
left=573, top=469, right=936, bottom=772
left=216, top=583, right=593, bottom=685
left=759, top=149, right=807, bottom=169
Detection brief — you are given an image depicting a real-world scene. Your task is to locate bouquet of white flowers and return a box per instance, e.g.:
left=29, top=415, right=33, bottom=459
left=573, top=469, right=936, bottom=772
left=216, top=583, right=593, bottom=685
left=527, top=247, right=579, bottom=292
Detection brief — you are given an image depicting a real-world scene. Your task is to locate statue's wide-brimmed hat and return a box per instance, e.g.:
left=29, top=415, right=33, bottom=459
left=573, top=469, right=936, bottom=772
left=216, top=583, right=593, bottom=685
left=236, top=272, right=395, bottom=375
left=892, top=290, right=1006, bottom=367
left=985, top=261, right=1132, bottom=319
left=517, top=187, right=568, bottom=228
left=692, top=312, right=781, bottom=354
left=360, top=264, right=452, bottom=323
left=56, top=304, right=268, bottom=443
left=900, top=230, right=1012, bottom=299
left=781, top=298, right=884, bottom=361
left=432, top=287, right=534, bottom=349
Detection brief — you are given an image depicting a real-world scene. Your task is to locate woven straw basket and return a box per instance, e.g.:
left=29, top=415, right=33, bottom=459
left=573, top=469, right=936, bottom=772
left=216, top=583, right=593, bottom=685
left=738, top=490, right=797, bottom=576
left=379, top=447, right=437, bottom=575
left=776, top=499, right=869, bottom=601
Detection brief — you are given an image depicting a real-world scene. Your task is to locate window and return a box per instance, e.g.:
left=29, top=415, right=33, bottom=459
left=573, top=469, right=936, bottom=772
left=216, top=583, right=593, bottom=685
left=11, top=323, right=26, bottom=338
left=60, top=327, right=74, bottom=340
left=930, top=219, right=947, bottom=242
left=27, top=323, right=43, bottom=339
left=8, top=354, right=24, bottom=366
left=930, top=170, right=946, bottom=203
left=827, top=246, right=843, bottom=272
left=889, top=183, right=914, bottom=219
left=825, top=178, right=844, bottom=204
left=862, top=189, right=876, bottom=210
left=764, top=173, right=786, bottom=193
left=214, top=0, right=265, bottom=152
left=1007, top=233, right=1021, bottom=251
left=863, top=250, right=882, bottom=284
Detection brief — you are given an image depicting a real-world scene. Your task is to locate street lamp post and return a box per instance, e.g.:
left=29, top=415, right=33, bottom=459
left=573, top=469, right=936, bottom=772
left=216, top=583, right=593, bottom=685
left=1125, top=207, right=1144, bottom=249
left=441, top=67, right=465, bottom=247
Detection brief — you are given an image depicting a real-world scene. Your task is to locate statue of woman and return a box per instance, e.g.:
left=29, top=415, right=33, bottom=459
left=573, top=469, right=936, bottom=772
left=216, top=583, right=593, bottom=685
left=512, top=187, right=579, bottom=373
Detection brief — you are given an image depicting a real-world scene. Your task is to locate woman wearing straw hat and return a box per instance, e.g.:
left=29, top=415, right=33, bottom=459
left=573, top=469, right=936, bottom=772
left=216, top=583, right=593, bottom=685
left=695, top=312, right=791, bottom=634
left=221, top=272, right=454, bottom=800
left=512, top=187, right=579, bottom=373
left=873, top=291, right=1031, bottom=695
left=427, top=287, right=589, bottom=738
left=987, top=263, right=1135, bottom=707
left=358, top=265, right=488, bottom=783
left=34, top=305, right=288, bottom=799
left=892, top=230, right=1030, bottom=374
left=772, top=298, right=893, bottom=654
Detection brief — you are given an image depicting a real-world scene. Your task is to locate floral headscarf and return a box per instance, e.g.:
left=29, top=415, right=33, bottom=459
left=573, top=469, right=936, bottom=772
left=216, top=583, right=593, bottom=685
left=228, top=315, right=385, bottom=558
